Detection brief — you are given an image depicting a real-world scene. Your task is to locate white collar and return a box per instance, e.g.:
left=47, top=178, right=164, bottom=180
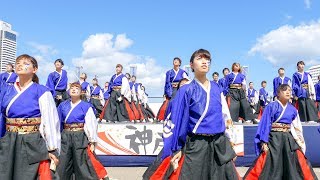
left=70, top=99, right=81, bottom=107
left=14, top=81, right=34, bottom=92
left=194, top=78, right=210, bottom=93
left=276, top=99, right=288, bottom=109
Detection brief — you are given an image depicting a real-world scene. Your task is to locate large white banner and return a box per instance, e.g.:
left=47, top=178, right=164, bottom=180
left=96, top=124, right=244, bottom=156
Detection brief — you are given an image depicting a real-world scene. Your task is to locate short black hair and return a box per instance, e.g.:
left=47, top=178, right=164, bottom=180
left=278, top=67, right=285, bottom=72
left=261, top=81, right=267, bottom=85
left=132, top=75, right=136, bottom=79
left=222, top=68, right=230, bottom=74
left=277, top=84, right=291, bottom=96
left=190, top=49, right=211, bottom=72
left=125, top=73, right=131, bottom=78
left=212, top=72, right=219, bottom=77
left=190, top=49, right=211, bottom=63
left=249, top=82, right=253, bottom=85
left=54, top=59, right=64, bottom=66
left=173, top=57, right=182, bottom=65
left=297, top=61, right=305, bottom=66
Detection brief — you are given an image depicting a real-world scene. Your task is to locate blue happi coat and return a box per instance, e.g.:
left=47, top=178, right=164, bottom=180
left=164, top=68, right=188, bottom=98
left=46, top=69, right=68, bottom=96
left=255, top=101, right=298, bottom=155
left=161, top=80, right=227, bottom=159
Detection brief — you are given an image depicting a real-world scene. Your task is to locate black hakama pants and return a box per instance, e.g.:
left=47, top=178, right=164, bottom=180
left=0, top=132, right=58, bottom=180
left=297, top=97, right=318, bottom=122
left=250, top=103, right=261, bottom=119
left=141, top=104, right=155, bottom=119
left=244, top=131, right=317, bottom=180
left=143, top=133, right=240, bottom=180
left=100, top=90, right=135, bottom=122
left=227, top=88, right=255, bottom=122
left=90, top=98, right=104, bottom=118
left=57, top=131, right=107, bottom=180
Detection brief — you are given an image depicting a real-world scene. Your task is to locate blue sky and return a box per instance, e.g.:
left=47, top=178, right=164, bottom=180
left=1, top=0, right=319, bottom=96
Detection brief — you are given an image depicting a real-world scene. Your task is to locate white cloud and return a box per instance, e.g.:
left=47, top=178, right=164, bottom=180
left=73, top=33, right=167, bottom=96
left=304, top=0, right=311, bottom=8
left=284, top=14, right=292, bottom=21
left=28, top=42, right=59, bottom=55
left=249, top=20, right=320, bottom=66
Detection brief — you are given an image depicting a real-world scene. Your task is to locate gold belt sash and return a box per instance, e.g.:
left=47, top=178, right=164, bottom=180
left=271, top=123, right=291, bottom=132
left=6, top=117, right=41, bottom=134
left=64, top=123, right=84, bottom=131
left=91, top=95, right=100, bottom=99
left=112, top=86, right=122, bottom=91
left=230, top=84, right=242, bottom=89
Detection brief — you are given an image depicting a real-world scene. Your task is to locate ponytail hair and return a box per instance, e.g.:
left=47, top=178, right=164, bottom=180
left=32, top=74, right=39, bottom=83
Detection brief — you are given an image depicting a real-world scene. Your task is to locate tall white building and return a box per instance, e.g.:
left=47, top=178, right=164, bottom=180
left=0, top=21, right=17, bottom=72
left=308, top=65, right=320, bottom=85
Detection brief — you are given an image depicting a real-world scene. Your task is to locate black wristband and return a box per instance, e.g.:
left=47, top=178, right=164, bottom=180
left=48, top=149, right=59, bottom=157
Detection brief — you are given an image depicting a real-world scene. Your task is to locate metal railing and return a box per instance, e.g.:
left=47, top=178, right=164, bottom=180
left=148, top=97, right=165, bottom=103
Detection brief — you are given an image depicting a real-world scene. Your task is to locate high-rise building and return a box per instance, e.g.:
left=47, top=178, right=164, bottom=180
left=0, top=20, right=17, bottom=72
left=308, top=65, right=320, bottom=85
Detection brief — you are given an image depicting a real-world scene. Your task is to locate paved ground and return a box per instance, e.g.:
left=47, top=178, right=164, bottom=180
left=106, top=167, right=320, bottom=180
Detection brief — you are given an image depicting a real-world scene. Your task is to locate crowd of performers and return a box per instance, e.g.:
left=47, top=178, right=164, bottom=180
left=157, top=59, right=320, bottom=125
left=144, top=49, right=319, bottom=179
left=0, top=55, right=108, bottom=179
left=41, top=58, right=155, bottom=124
left=0, top=50, right=319, bottom=179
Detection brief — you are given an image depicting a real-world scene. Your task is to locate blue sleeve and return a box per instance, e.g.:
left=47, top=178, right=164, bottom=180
left=164, top=71, right=172, bottom=98
left=0, top=84, right=7, bottom=137
left=254, top=103, right=273, bottom=155
left=45, top=73, right=56, bottom=97
left=273, top=78, right=277, bottom=97
left=107, top=76, right=114, bottom=94
left=223, top=75, right=230, bottom=95
left=218, top=79, right=224, bottom=95
left=170, top=86, right=190, bottom=152
left=161, top=85, right=190, bottom=160
left=292, top=74, right=300, bottom=98
left=57, top=103, right=64, bottom=132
